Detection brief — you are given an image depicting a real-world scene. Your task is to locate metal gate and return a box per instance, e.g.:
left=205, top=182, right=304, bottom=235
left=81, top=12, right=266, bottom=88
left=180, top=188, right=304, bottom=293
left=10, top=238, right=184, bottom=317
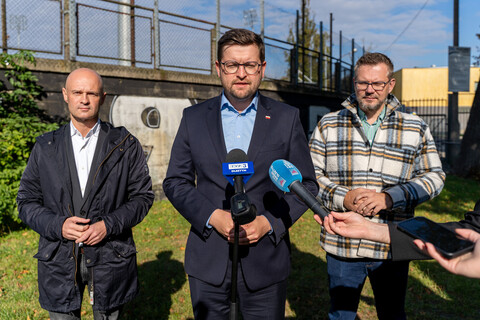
left=401, top=99, right=471, bottom=159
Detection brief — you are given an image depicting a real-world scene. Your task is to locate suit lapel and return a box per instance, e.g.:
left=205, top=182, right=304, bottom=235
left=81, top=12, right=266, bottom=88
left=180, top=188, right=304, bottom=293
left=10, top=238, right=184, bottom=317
left=206, top=96, right=227, bottom=163
left=247, top=94, right=272, bottom=163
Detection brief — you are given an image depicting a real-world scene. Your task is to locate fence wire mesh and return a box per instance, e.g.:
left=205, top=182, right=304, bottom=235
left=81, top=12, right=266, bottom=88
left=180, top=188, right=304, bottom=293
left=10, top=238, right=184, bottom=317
left=401, top=99, right=472, bottom=158
left=0, top=0, right=359, bottom=92
left=157, top=12, right=213, bottom=73
left=1, top=0, right=62, bottom=55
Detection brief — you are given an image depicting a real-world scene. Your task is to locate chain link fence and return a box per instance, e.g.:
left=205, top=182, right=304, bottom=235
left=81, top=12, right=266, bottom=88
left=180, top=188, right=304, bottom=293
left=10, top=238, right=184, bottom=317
left=401, top=98, right=472, bottom=158
left=0, top=0, right=361, bottom=92
left=0, top=0, right=62, bottom=56
left=75, top=1, right=153, bottom=66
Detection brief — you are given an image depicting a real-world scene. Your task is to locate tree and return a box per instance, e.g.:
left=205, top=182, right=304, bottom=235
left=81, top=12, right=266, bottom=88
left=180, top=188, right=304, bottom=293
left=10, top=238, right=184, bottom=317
left=474, top=28, right=480, bottom=67
left=284, top=0, right=330, bottom=84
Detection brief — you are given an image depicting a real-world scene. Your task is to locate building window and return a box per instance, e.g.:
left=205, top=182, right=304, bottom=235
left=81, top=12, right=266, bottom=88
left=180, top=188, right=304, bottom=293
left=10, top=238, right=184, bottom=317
left=141, top=107, right=160, bottom=128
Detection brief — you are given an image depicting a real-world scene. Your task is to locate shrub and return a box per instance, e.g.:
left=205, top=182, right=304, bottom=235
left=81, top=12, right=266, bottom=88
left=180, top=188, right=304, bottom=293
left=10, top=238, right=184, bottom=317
left=0, top=50, right=58, bottom=233
left=0, top=116, right=58, bottom=232
left=0, top=50, right=47, bottom=118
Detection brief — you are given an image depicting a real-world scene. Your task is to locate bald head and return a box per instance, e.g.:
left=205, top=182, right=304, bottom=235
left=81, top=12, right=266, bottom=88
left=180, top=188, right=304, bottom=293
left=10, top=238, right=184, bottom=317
left=65, top=68, right=104, bottom=93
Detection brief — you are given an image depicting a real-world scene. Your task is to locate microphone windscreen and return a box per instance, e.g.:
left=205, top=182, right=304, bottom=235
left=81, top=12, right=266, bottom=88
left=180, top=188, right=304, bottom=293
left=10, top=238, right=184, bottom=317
left=269, top=159, right=302, bottom=192
left=226, top=149, right=248, bottom=163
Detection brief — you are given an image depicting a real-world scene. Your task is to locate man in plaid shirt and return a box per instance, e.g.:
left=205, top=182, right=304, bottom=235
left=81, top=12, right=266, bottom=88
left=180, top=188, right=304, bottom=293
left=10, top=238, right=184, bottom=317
left=309, top=52, right=445, bottom=320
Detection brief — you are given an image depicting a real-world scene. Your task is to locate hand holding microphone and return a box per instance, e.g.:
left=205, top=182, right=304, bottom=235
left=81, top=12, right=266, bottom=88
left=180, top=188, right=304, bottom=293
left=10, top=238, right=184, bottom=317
left=269, top=159, right=328, bottom=220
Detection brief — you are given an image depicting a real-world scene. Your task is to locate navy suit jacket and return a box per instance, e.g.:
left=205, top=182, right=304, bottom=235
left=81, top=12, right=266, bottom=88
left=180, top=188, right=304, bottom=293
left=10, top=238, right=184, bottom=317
left=163, top=93, right=318, bottom=290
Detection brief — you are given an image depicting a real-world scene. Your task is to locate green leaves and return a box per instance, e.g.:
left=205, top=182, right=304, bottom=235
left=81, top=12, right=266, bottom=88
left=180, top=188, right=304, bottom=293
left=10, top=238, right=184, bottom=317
left=0, top=116, right=58, bottom=229
left=0, top=50, right=46, bottom=118
left=0, top=51, right=58, bottom=232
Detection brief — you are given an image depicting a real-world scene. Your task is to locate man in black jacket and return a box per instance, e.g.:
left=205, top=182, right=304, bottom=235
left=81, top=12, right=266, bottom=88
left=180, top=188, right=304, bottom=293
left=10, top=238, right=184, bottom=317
left=17, top=68, right=154, bottom=319
left=316, top=201, right=480, bottom=278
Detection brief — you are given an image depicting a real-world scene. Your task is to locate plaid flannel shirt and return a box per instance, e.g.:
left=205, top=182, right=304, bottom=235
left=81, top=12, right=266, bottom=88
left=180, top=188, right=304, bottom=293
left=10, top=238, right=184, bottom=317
left=309, top=94, right=445, bottom=259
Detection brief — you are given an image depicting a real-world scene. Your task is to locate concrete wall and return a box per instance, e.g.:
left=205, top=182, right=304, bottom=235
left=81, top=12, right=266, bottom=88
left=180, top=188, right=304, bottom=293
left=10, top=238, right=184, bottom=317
left=109, top=96, right=190, bottom=199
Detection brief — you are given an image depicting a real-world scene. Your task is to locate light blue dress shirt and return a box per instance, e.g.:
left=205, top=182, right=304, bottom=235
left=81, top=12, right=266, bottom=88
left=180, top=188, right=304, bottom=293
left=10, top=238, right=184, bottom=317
left=221, top=92, right=258, bottom=154
left=206, top=92, right=259, bottom=228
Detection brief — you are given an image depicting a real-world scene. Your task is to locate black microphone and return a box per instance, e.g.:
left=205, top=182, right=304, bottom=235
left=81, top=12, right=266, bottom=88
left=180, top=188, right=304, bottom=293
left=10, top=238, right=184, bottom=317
left=223, top=149, right=257, bottom=225
left=269, top=159, right=328, bottom=219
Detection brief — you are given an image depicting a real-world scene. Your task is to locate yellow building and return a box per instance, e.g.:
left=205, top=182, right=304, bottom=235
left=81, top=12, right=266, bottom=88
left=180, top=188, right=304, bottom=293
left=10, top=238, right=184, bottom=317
left=392, top=67, right=480, bottom=108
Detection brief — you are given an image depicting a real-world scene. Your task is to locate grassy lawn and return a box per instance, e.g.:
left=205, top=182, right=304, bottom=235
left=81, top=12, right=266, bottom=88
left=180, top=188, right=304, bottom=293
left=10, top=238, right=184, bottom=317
left=1, top=175, right=480, bottom=319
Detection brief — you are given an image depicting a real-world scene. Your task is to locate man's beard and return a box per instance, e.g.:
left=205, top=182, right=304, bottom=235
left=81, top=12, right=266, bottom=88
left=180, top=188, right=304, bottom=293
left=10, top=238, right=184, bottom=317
left=358, top=96, right=388, bottom=113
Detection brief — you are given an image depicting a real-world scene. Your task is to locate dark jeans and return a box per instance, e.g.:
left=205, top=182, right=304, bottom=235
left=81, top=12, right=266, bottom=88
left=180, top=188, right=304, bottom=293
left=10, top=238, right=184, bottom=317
left=326, top=253, right=409, bottom=320
left=189, top=258, right=287, bottom=320
left=48, top=252, right=123, bottom=320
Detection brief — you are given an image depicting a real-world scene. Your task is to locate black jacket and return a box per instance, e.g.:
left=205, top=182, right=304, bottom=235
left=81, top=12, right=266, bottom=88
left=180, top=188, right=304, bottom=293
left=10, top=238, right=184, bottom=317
left=17, top=121, right=154, bottom=312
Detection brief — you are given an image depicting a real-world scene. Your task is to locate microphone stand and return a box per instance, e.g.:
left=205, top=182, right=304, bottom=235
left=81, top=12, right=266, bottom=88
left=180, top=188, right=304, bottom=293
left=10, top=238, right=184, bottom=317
left=230, top=220, right=240, bottom=320
left=229, top=177, right=256, bottom=320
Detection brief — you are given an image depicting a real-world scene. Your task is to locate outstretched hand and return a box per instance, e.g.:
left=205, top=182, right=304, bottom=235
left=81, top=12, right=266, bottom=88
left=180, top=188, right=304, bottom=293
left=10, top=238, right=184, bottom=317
left=314, top=211, right=391, bottom=243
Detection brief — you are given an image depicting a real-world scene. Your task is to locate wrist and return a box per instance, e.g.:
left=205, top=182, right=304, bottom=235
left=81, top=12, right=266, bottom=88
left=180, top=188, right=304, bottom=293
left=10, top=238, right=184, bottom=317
left=367, top=221, right=391, bottom=243
left=383, top=192, right=393, bottom=209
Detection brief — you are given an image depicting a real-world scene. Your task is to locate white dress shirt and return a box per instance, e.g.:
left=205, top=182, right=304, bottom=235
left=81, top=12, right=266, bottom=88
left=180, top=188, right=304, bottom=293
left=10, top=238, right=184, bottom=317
left=70, top=121, right=100, bottom=197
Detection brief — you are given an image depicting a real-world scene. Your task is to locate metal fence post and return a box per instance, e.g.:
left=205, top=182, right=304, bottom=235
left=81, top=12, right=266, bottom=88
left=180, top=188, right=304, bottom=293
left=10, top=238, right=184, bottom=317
left=68, top=0, right=76, bottom=61
left=329, top=12, right=333, bottom=90
left=351, top=38, right=355, bottom=92
left=118, top=0, right=131, bottom=66
left=318, top=21, right=323, bottom=90
left=216, top=0, right=220, bottom=61
left=293, top=10, right=299, bottom=86
left=339, top=30, right=342, bottom=63
left=130, top=0, right=135, bottom=67
left=153, top=0, right=160, bottom=69
left=334, top=61, right=341, bottom=92
left=2, top=0, right=7, bottom=53
left=211, top=28, right=216, bottom=75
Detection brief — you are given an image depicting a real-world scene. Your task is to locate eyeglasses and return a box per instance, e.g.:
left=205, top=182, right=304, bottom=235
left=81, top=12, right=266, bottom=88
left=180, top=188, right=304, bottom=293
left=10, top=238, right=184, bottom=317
left=220, top=61, right=262, bottom=75
left=355, top=80, right=391, bottom=91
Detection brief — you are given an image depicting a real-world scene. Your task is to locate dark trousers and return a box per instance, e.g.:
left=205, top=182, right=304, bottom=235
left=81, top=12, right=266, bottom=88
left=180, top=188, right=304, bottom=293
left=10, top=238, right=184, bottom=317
left=188, top=259, right=287, bottom=320
left=48, top=252, right=123, bottom=320
left=326, top=253, right=409, bottom=320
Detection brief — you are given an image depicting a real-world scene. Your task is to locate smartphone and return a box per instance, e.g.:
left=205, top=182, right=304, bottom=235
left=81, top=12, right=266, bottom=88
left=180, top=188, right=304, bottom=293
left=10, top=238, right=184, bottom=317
left=397, top=216, right=475, bottom=259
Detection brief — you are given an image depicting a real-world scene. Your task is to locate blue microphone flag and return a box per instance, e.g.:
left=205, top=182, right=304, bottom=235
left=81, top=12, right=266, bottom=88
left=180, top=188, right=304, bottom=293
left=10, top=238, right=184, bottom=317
left=269, top=159, right=302, bottom=192
left=222, top=161, right=254, bottom=185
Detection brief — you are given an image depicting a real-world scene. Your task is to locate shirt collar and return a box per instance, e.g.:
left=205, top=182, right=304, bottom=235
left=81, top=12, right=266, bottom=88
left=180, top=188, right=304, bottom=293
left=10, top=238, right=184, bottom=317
left=70, top=120, right=101, bottom=138
left=220, top=91, right=258, bottom=115
left=357, top=105, right=386, bottom=124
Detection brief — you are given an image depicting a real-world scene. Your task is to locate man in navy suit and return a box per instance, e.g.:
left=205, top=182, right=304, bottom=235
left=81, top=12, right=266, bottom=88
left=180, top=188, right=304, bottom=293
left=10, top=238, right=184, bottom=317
left=163, top=28, right=318, bottom=319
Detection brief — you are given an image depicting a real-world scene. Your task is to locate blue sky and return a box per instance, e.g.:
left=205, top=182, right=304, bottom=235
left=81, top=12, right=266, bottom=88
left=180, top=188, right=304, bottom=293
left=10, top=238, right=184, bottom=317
left=152, top=0, right=480, bottom=71
left=301, top=0, right=480, bottom=70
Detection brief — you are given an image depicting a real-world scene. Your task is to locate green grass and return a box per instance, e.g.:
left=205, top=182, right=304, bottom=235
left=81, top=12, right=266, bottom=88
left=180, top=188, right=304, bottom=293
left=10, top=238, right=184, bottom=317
left=1, top=175, right=480, bottom=319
